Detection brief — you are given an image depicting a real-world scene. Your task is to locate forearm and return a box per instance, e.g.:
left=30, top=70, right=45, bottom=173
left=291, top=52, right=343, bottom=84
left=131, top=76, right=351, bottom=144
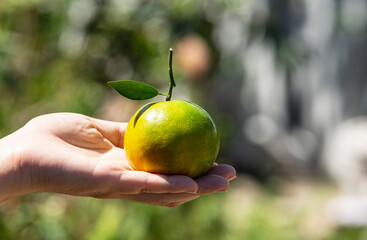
left=0, top=132, right=29, bottom=203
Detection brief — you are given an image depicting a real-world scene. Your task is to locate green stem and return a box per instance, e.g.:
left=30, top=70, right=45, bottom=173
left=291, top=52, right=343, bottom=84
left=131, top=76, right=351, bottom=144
left=166, top=48, right=176, bottom=101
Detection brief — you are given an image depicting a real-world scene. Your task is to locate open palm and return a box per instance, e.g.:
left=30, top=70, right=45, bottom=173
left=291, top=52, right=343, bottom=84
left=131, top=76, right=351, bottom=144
left=12, top=113, right=235, bottom=207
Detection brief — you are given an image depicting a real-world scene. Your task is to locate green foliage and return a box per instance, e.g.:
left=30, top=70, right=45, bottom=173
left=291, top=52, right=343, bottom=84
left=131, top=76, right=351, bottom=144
left=0, top=194, right=227, bottom=240
left=1, top=182, right=367, bottom=240
left=322, top=227, right=367, bottom=240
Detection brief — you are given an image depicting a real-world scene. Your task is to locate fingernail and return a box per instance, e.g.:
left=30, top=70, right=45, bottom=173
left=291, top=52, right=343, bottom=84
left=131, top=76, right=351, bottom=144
left=229, top=175, right=237, bottom=181
left=218, top=188, right=228, bottom=193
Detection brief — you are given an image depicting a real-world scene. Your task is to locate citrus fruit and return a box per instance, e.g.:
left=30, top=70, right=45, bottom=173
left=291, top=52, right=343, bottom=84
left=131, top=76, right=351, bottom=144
left=124, top=100, right=220, bottom=178
left=108, top=48, right=220, bottom=178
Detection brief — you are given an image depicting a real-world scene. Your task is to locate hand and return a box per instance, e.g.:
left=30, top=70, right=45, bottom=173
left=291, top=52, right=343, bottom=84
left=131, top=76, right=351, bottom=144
left=0, top=113, right=236, bottom=206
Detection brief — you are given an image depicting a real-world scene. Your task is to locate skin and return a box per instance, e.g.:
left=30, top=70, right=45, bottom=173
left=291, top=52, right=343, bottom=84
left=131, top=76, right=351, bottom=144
left=0, top=113, right=236, bottom=207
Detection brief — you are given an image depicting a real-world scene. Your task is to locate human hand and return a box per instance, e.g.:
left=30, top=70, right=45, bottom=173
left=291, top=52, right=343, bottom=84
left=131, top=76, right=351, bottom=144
left=0, top=113, right=236, bottom=206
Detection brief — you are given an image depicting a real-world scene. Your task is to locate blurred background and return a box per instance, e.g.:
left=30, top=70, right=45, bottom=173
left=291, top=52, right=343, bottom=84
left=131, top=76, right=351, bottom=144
left=2, top=0, right=367, bottom=239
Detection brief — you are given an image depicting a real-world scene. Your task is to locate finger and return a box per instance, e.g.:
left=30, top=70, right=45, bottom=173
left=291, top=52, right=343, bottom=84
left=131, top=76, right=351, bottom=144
left=87, top=117, right=127, bottom=148
left=119, top=172, right=229, bottom=198
left=118, top=176, right=229, bottom=205
left=121, top=174, right=229, bottom=204
left=101, top=174, right=230, bottom=206
left=119, top=171, right=198, bottom=194
left=207, top=164, right=236, bottom=181
left=196, top=174, right=229, bottom=195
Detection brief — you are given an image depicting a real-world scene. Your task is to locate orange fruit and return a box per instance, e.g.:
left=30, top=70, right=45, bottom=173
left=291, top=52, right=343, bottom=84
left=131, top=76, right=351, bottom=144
left=124, top=100, right=220, bottom=178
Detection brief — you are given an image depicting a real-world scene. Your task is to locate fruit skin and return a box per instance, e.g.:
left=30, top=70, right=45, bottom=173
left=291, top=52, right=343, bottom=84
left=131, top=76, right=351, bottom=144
left=124, top=100, right=220, bottom=178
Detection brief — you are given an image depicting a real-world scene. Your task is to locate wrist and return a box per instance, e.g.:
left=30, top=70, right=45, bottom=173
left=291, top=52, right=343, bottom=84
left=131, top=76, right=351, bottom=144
left=0, top=131, right=36, bottom=202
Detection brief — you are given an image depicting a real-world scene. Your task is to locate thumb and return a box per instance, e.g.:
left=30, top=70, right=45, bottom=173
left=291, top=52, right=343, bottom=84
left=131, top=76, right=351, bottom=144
left=87, top=117, right=128, bottom=148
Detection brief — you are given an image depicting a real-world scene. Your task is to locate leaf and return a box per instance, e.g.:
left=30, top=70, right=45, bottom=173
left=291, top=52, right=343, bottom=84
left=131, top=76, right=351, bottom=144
left=107, top=80, right=159, bottom=100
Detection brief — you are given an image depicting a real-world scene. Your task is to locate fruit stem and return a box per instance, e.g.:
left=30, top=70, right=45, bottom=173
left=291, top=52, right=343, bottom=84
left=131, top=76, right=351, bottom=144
left=166, top=48, right=176, bottom=101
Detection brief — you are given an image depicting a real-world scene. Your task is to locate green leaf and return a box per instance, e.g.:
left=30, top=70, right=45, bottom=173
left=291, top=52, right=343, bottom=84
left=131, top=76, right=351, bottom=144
left=107, top=80, right=159, bottom=100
